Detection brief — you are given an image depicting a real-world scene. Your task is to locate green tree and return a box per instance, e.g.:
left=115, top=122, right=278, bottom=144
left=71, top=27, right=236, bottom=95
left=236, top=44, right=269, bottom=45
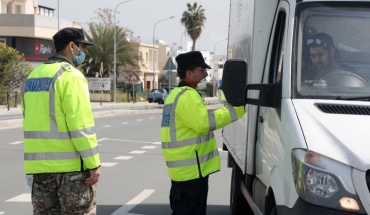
left=0, top=43, right=32, bottom=104
left=82, top=8, right=138, bottom=78
left=181, top=2, right=207, bottom=51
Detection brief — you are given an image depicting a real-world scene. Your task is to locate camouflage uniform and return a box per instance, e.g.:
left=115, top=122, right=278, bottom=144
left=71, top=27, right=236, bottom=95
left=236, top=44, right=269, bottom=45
left=32, top=171, right=96, bottom=215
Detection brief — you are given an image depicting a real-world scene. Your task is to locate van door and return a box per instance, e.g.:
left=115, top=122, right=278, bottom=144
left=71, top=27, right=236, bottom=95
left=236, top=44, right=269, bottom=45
left=255, top=1, right=288, bottom=202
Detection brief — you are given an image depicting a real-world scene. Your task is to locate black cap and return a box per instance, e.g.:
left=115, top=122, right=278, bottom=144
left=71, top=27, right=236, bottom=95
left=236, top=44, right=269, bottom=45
left=175, top=51, right=211, bottom=70
left=53, top=27, right=94, bottom=46
left=307, top=32, right=334, bottom=47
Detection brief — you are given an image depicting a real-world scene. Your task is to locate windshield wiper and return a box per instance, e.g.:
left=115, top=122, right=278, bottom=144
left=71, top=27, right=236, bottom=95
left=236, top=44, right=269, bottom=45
left=336, top=96, right=370, bottom=101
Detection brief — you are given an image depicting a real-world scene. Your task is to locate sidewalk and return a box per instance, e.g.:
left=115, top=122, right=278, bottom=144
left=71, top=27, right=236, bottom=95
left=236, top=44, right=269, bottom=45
left=0, top=97, right=221, bottom=130
left=0, top=97, right=220, bottom=115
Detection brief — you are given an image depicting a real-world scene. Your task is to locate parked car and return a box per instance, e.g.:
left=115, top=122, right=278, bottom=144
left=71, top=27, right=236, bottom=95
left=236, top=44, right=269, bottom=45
left=147, top=88, right=168, bottom=104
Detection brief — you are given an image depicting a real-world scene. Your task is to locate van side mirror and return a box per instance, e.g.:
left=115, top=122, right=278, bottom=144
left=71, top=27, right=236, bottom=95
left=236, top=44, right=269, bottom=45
left=219, top=59, right=247, bottom=106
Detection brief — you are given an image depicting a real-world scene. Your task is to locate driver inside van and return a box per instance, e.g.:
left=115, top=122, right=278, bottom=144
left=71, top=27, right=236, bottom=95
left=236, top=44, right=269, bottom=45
left=302, top=32, right=356, bottom=85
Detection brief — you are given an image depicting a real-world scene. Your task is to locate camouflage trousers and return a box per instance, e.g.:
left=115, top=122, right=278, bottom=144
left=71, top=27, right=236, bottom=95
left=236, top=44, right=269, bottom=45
left=31, top=171, right=96, bottom=215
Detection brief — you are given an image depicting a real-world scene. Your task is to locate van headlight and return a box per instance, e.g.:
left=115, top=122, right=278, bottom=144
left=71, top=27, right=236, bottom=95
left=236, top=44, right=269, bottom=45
left=292, top=149, right=365, bottom=213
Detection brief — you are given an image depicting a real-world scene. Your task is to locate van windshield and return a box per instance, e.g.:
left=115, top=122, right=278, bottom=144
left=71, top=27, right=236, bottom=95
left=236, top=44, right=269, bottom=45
left=295, top=2, right=370, bottom=100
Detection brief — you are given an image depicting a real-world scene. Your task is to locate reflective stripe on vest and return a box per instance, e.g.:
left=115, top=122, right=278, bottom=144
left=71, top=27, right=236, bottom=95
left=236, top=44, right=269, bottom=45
left=22, top=63, right=98, bottom=161
left=162, top=88, right=217, bottom=168
left=225, top=104, right=238, bottom=121
left=166, top=149, right=219, bottom=168
left=24, top=147, right=98, bottom=160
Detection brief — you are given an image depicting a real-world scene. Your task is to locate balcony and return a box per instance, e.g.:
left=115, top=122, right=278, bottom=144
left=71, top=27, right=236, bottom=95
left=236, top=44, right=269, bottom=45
left=0, top=14, right=79, bottom=39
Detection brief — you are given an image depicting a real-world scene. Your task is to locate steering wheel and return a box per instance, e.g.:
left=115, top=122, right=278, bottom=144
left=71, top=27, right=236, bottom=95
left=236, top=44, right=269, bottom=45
left=321, top=69, right=369, bottom=87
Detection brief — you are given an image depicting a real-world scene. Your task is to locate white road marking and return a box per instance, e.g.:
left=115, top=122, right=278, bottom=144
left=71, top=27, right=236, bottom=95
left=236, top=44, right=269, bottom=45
left=114, top=156, right=134, bottom=160
left=218, top=148, right=227, bottom=152
left=9, top=141, right=23, bottom=145
left=111, top=189, right=155, bottom=215
left=109, top=139, right=153, bottom=144
left=98, top=138, right=109, bottom=142
left=129, top=150, right=146, bottom=154
left=136, top=119, right=143, bottom=122
left=122, top=122, right=128, bottom=124
left=101, top=162, right=118, bottom=167
left=103, top=125, right=112, bottom=128
left=152, top=142, right=161, bottom=145
left=0, top=212, right=5, bottom=214
left=142, top=146, right=157, bottom=149
left=149, top=117, right=155, bottom=119
left=6, top=193, right=31, bottom=202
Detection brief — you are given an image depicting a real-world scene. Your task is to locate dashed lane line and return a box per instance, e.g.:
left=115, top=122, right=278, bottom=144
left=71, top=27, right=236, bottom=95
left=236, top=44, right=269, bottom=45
left=122, top=122, right=128, bottom=124
left=114, top=156, right=134, bottom=160
left=9, top=141, right=23, bottom=145
left=129, top=150, right=146, bottom=154
left=153, top=142, right=161, bottom=145
left=108, top=139, right=154, bottom=144
left=111, top=189, right=155, bottom=215
left=6, top=193, right=31, bottom=202
left=101, top=162, right=118, bottom=167
left=141, top=146, right=157, bottom=149
left=0, top=212, right=5, bottom=214
left=102, top=125, right=112, bottom=128
left=136, top=119, right=143, bottom=122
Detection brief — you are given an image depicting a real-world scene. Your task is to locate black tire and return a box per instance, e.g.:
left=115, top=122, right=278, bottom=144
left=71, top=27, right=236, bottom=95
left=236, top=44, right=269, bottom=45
left=230, top=161, right=253, bottom=215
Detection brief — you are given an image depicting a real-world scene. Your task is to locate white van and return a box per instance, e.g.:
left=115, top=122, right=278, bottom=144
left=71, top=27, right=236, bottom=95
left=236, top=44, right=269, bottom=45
left=221, top=0, right=370, bottom=214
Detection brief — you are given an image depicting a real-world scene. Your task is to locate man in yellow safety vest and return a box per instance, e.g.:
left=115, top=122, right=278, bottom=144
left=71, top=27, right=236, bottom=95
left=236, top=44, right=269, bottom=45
left=161, top=51, right=245, bottom=215
left=21, top=27, right=101, bottom=214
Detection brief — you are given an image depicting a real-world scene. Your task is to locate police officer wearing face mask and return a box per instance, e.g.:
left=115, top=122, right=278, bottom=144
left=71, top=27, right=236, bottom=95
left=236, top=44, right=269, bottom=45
left=21, top=27, right=101, bottom=214
left=160, top=51, right=245, bottom=215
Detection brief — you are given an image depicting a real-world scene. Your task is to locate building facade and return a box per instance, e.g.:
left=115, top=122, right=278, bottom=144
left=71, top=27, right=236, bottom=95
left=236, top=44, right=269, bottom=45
left=0, top=0, right=79, bottom=68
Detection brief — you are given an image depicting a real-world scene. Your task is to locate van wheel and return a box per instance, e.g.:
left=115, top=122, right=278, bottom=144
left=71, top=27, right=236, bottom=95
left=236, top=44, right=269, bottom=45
left=230, top=162, right=252, bottom=215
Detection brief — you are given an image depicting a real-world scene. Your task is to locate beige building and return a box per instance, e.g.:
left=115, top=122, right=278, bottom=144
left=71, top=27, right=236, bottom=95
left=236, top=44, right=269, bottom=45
left=123, top=41, right=170, bottom=91
left=0, top=0, right=79, bottom=68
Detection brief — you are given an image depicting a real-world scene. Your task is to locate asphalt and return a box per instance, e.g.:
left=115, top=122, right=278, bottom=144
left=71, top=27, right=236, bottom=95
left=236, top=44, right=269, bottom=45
left=0, top=97, right=221, bottom=130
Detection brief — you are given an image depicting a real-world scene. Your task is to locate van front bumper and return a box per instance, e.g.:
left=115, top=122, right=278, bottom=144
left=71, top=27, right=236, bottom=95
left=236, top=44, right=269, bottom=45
left=277, top=198, right=365, bottom=215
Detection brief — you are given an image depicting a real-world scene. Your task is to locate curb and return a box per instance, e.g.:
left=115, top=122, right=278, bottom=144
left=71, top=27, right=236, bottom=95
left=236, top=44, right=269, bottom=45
left=0, top=98, right=221, bottom=130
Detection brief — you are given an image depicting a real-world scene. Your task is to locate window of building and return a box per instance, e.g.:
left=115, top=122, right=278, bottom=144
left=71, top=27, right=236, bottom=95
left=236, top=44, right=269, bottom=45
left=39, top=8, right=44, bottom=15
left=15, top=4, right=21, bottom=14
left=6, top=2, right=11, bottom=14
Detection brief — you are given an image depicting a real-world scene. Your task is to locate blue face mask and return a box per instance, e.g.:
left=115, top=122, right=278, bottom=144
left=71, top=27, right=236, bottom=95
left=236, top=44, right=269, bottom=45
left=72, top=43, right=86, bottom=66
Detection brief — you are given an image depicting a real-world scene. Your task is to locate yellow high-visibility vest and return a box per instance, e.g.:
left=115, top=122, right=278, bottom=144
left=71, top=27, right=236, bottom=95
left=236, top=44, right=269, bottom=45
left=161, top=86, right=244, bottom=182
left=21, top=62, right=100, bottom=174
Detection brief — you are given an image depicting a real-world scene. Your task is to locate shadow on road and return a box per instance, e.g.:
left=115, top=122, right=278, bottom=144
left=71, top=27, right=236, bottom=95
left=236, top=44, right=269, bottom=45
left=97, top=203, right=230, bottom=215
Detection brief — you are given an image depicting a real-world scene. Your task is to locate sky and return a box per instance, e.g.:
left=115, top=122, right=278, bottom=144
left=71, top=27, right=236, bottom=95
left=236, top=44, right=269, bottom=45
left=38, top=0, right=230, bottom=54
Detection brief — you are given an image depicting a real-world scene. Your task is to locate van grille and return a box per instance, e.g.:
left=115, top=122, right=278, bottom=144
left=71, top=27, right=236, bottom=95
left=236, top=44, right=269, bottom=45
left=316, top=104, right=370, bottom=115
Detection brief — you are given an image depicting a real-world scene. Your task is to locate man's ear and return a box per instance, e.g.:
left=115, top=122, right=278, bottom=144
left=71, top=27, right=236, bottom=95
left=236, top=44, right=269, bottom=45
left=185, top=69, right=193, bottom=78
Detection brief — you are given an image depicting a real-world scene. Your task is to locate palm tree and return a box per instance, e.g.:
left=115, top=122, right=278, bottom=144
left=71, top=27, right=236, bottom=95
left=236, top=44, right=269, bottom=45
left=82, top=8, right=138, bottom=78
left=181, top=2, right=207, bottom=51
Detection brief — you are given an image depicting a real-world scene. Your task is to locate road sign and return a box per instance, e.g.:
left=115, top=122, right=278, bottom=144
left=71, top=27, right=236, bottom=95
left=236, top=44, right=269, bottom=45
left=87, top=78, right=111, bottom=91
left=129, top=72, right=140, bottom=84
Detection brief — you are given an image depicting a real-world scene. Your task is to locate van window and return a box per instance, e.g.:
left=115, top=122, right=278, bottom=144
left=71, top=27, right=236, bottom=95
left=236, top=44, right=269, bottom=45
left=295, top=2, right=370, bottom=99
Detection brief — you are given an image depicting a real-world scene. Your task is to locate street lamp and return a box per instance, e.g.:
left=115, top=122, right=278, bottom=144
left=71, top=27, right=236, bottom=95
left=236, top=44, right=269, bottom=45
left=113, top=0, right=134, bottom=103
left=180, top=26, right=200, bottom=54
left=152, top=16, right=175, bottom=90
left=212, top=38, right=228, bottom=97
